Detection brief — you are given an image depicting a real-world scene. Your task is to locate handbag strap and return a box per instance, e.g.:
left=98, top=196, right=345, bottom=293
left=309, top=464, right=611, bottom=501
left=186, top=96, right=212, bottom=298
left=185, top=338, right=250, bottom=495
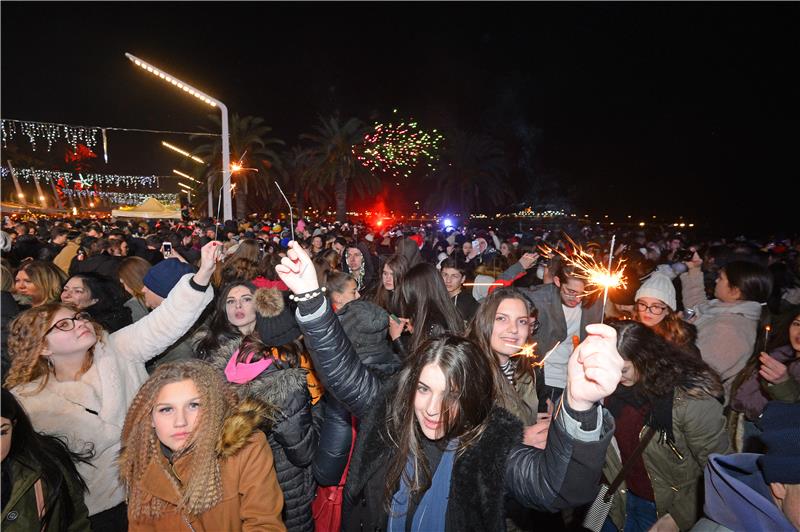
left=604, top=426, right=656, bottom=502
left=337, top=415, right=358, bottom=487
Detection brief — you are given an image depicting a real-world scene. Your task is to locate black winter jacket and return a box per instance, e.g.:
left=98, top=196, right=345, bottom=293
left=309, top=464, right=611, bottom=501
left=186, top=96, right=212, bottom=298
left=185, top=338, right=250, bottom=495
left=296, top=297, right=616, bottom=530
left=206, top=340, right=320, bottom=532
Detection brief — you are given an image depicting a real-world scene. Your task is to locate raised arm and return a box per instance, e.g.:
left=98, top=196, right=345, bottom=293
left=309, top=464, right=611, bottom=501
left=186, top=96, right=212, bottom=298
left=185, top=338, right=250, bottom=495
left=506, top=323, right=622, bottom=509
left=108, top=241, right=219, bottom=363
left=276, top=241, right=385, bottom=418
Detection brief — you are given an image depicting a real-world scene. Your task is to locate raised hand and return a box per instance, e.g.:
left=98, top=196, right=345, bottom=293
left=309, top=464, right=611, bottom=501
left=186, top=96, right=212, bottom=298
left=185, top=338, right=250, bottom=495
left=193, top=241, right=222, bottom=286
left=274, top=241, right=319, bottom=294
left=518, top=252, right=540, bottom=270
left=759, top=352, right=790, bottom=384
left=566, top=323, right=624, bottom=411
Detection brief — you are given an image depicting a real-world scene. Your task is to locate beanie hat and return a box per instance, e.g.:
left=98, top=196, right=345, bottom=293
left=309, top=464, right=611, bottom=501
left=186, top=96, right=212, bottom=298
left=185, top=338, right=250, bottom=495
left=757, top=401, right=800, bottom=484
left=254, top=288, right=302, bottom=346
left=143, top=259, right=196, bottom=298
left=635, top=272, right=676, bottom=311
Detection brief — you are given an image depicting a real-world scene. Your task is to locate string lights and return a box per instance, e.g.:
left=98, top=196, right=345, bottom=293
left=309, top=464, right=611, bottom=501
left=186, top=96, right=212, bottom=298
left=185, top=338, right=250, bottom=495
left=62, top=190, right=178, bottom=205
left=2, top=119, right=99, bottom=152
left=1, top=167, right=159, bottom=189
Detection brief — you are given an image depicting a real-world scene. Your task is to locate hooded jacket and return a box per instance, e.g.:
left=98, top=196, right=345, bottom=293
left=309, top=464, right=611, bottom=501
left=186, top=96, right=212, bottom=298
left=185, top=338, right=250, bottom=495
left=205, top=288, right=321, bottom=532
left=681, top=268, right=763, bottom=402
left=690, top=453, right=796, bottom=532
left=603, top=371, right=732, bottom=531
left=128, top=398, right=286, bottom=532
left=294, top=297, right=615, bottom=530
left=11, top=274, right=213, bottom=516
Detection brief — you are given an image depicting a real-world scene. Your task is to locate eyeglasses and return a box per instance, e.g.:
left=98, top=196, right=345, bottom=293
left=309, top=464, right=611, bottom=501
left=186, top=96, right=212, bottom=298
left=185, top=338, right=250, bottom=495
left=531, top=318, right=541, bottom=334
left=560, top=285, right=584, bottom=298
left=635, top=301, right=669, bottom=316
left=45, top=312, right=92, bottom=336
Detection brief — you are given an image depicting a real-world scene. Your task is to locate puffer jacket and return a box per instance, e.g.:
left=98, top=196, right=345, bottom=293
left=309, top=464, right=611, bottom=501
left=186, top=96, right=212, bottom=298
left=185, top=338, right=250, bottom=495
left=2, top=454, right=90, bottom=532
left=294, top=297, right=615, bottom=527
left=206, top=341, right=319, bottom=532
left=603, top=372, right=732, bottom=531
left=681, top=267, right=763, bottom=402
left=128, top=399, right=285, bottom=532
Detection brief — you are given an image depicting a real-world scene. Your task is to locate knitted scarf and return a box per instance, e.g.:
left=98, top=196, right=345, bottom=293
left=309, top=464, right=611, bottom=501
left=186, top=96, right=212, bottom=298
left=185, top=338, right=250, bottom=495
left=388, top=439, right=458, bottom=532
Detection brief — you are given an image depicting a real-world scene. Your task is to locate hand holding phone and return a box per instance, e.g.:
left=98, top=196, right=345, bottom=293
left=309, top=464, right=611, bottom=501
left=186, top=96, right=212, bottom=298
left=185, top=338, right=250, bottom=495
left=161, top=242, right=173, bottom=258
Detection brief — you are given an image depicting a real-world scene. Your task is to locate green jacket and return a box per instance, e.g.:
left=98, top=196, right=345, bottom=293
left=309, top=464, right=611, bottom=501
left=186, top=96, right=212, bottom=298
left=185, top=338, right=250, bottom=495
left=498, top=364, right=539, bottom=426
left=603, top=378, right=731, bottom=531
left=1, top=457, right=90, bottom=532
left=767, top=377, right=800, bottom=403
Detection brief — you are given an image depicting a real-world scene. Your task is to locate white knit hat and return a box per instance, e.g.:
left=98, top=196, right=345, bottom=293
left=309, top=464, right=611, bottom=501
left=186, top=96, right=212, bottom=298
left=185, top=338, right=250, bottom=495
left=635, top=272, right=676, bottom=311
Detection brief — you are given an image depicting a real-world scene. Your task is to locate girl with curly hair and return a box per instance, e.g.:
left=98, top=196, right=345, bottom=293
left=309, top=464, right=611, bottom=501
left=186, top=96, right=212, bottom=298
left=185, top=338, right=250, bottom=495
left=4, top=241, right=219, bottom=530
left=119, top=359, right=285, bottom=531
left=600, top=320, right=731, bottom=532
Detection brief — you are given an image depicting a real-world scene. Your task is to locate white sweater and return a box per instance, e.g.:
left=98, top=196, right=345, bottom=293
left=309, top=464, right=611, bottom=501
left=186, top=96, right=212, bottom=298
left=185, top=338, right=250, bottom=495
left=11, top=274, right=213, bottom=515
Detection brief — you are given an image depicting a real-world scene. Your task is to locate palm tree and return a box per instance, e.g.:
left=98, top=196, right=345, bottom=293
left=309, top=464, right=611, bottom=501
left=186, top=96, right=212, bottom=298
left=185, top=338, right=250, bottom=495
left=190, top=114, right=284, bottom=218
left=300, top=115, right=379, bottom=222
left=276, top=146, right=330, bottom=218
left=424, top=129, right=511, bottom=216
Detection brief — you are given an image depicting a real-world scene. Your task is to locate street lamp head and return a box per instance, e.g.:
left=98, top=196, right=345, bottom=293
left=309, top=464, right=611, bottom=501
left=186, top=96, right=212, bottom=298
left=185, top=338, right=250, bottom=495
left=125, top=52, right=219, bottom=108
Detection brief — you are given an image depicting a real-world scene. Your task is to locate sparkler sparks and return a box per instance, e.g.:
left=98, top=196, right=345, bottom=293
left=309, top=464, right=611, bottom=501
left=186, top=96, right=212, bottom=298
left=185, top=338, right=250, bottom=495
left=506, top=340, right=562, bottom=368
left=537, top=234, right=627, bottom=299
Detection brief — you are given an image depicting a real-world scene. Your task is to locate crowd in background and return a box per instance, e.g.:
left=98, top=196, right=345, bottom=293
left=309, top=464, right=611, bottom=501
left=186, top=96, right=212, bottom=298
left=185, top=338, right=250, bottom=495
left=1, top=211, right=798, bottom=532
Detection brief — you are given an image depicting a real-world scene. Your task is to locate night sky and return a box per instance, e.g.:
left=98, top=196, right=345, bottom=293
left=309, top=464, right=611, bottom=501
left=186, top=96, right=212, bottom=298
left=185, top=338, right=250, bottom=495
left=2, top=2, right=797, bottom=237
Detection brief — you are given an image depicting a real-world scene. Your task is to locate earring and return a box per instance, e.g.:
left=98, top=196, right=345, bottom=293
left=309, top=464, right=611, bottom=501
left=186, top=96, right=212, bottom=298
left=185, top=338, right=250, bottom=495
left=44, top=357, right=54, bottom=370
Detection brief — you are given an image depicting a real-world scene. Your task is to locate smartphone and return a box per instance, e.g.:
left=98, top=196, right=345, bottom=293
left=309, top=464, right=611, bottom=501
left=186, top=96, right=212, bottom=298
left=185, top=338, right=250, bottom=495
left=162, top=242, right=172, bottom=258
left=684, top=308, right=697, bottom=321
left=389, top=313, right=402, bottom=324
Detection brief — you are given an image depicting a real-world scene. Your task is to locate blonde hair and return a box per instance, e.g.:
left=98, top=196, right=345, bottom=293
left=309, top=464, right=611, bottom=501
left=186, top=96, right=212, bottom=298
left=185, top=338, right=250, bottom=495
left=5, top=303, right=99, bottom=391
left=120, top=360, right=252, bottom=521
left=118, top=256, right=151, bottom=308
left=15, top=261, right=66, bottom=306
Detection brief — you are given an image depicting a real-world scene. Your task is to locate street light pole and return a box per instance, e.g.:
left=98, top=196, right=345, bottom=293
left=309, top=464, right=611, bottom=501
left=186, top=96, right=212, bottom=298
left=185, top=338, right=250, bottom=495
left=125, top=53, right=232, bottom=221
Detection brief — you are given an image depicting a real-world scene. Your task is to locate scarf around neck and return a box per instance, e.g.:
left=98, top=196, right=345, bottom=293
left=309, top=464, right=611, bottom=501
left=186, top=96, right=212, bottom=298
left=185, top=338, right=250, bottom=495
left=606, top=384, right=676, bottom=444
left=388, top=439, right=458, bottom=532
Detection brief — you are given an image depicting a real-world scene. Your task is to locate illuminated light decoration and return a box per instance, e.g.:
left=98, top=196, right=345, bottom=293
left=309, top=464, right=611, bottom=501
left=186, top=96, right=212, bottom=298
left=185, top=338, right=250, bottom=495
left=177, top=182, right=194, bottom=190
left=352, top=115, right=444, bottom=179
left=61, top=189, right=178, bottom=205
left=0, top=166, right=158, bottom=189
left=126, top=53, right=218, bottom=108
left=162, top=141, right=206, bottom=164
left=172, top=169, right=200, bottom=183
left=1, top=119, right=99, bottom=152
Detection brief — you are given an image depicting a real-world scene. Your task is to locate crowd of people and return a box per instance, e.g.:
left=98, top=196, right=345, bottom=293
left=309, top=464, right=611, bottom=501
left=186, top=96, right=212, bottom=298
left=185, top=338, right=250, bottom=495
left=1, top=211, right=798, bottom=531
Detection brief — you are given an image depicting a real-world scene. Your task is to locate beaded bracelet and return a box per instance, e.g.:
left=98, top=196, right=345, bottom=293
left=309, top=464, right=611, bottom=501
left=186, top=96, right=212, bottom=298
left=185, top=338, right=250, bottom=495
left=289, top=287, right=326, bottom=302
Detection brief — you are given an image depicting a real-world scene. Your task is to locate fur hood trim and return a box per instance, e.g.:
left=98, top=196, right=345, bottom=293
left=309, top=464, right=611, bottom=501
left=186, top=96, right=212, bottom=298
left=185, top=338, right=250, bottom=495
left=255, top=287, right=285, bottom=318
left=679, top=368, right=724, bottom=400
left=216, top=397, right=274, bottom=458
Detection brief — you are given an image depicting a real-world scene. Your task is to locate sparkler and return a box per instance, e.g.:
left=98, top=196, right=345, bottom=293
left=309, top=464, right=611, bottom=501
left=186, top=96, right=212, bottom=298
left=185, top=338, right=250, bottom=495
left=537, top=233, right=627, bottom=321
left=763, top=325, right=771, bottom=352
left=463, top=282, right=504, bottom=287
left=274, top=181, right=295, bottom=243
left=505, top=340, right=562, bottom=368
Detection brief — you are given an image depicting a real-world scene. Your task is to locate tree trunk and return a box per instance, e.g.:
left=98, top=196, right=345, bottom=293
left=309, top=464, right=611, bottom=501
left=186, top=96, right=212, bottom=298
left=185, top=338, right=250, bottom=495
left=335, top=175, right=348, bottom=222
left=235, top=180, right=247, bottom=219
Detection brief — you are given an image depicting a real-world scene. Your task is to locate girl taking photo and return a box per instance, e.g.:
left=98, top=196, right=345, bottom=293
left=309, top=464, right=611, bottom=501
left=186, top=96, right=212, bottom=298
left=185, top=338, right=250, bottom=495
left=119, top=359, right=285, bottom=531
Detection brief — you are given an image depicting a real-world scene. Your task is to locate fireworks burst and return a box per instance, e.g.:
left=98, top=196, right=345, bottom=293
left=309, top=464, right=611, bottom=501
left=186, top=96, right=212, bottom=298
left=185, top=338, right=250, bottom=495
left=537, top=235, right=627, bottom=298
left=352, top=112, right=444, bottom=179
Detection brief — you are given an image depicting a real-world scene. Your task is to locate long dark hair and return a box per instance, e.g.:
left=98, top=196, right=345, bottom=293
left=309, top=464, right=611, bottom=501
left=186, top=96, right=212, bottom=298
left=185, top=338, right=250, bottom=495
left=372, top=254, right=409, bottom=311
left=609, top=319, right=722, bottom=399
left=467, top=287, right=538, bottom=398
left=383, top=335, right=496, bottom=511
left=195, top=281, right=257, bottom=359
left=396, top=263, right=464, bottom=352
left=2, top=388, right=92, bottom=531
